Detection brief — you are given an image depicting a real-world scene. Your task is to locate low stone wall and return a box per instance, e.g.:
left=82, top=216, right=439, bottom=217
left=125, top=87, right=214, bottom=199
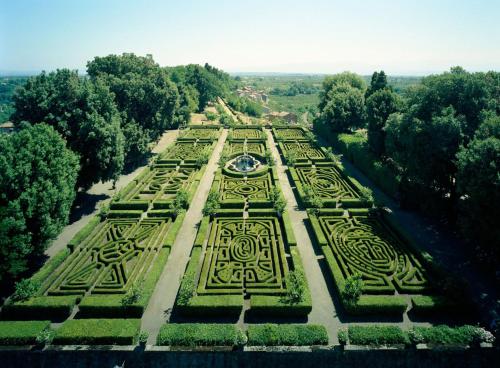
left=0, top=345, right=499, bottom=368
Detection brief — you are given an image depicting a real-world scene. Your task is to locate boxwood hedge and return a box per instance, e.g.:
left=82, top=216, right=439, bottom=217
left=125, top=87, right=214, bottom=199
left=247, top=324, right=328, bottom=346
left=0, top=320, right=51, bottom=345
left=157, top=323, right=243, bottom=346
left=53, top=319, right=140, bottom=345
left=347, top=325, right=409, bottom=345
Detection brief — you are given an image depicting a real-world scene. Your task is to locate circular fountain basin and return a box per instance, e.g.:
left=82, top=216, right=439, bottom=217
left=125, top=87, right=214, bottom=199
left=228, top=154, right=261, bottom=173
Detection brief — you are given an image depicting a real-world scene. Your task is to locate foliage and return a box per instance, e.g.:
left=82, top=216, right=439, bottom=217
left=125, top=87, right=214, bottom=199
left=247, top=324, right=328, bottom=346
left=324, top=146, right=342, bottom=165
left=0, top=124, right=79, bottom=285
left=195, top=148, right=211, bottom=168
left=412, top=325, right=495, bottom=346
left=358, top=186, right=374, bottom=203
left=121, top=282, right=143, bottom=306
left=157, top=323, right=243, bottom=346
left=365, top=71, right=388, bottom=98
left=269, top=187, right=286, bottom=214
left=342, top=272, right=364, bottom=305
left=456, top=113, right=500, bottom=269
left=227, top=95, right=263, bottom=117
left=338, top=328, right=348, bottom=345
left=170, top=188, right=190, bottom=215
left=205, top=111, right=217, bottom=121
left=0, top=321, right=51, bottom=345
left=366, top=87, right=400, bottom=156
left=138, top=331, right=149, bottom=344
left=302, top=184, right=324, bottom=210
left=319, top=81, right=366, bottom=132
left=11, top=278, right=39, bottom=301
left=53, top=319, right=140, bottom=345
left=219, top=112, right=236, bottom=127
left=348, top=325, right=409, bottom=345
left=11, top=70, right=124, bottom=188
left=35, top=328, right=54, bottom=345
left=202, top=190, right=221, bottom=216
left=281, top=269, right=306, bottom=304
left=264, top=150, right=275, bottom=166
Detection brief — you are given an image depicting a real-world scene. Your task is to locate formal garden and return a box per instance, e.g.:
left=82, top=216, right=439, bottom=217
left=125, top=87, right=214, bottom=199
left=0, top=120, right=495, bottom=353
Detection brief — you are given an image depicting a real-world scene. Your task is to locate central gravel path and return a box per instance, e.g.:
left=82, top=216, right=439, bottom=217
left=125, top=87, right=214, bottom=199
left=141, top=129, right=228, bottom=343
left=265, top=130, right=340, bottom=344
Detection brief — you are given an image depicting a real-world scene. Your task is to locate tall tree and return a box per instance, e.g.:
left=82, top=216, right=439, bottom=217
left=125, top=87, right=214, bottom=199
left=365, top=71, right=388, bottom=98
left=366, top=88, right=400, bottom=156
left=87, top=54, right=180, bottom=162
left=319, top=82, right=366, bottom=132
left=456, top=113, right=500, bottom=269
left=0, top=124, right=79, bottom=284
left=11, top=70, right=125, bottom=189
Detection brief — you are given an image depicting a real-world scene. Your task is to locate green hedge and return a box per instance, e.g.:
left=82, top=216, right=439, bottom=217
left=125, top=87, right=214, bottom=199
left=0, top=321, right=51, bottom=345
left=346, top=295, right=408, bottom=315
left=2, top=296, right=78, bottom=321
left=31, top=247, right=70, bottom=288
left=178, top=294, right=243, bottom=317
left=157, top=323, right=243, bottom=346
left=107, top=210, right=143, bottom=218
left=53, top=319, right=140, bottom=345
left=412, top=325, right=480, bottom=346
left=348, top=325, right=409, bottom=345
left=79, top=248, right=171, bottom=318
left=68, top=216, right=101, bottom=250
left=411, top=295, right=457, bottom=316
left=247, top=324, right=328, bottom=346
left=334, top=133, right=399, bottom=198
left=109, top=201, right=149, bottom=211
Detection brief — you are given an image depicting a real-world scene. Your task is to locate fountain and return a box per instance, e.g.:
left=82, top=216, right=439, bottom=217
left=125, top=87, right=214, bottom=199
left=228, top=154, right=261, bottom=173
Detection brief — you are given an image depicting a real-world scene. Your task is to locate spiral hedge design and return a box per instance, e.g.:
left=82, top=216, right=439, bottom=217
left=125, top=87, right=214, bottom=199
left=48, top=217, right=172, bottom=296
left=282, top=141, right=325, bottom=160
left=319, top=214, right=429, bottom=293
left=198, top=218, right=288, bottom=294
left=295, top=165, right=360, bottom=201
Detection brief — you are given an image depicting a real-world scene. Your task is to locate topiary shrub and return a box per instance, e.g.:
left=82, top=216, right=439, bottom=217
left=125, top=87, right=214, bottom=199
left=342, top=272, right=363, bottom=306
left=281, top=270, right=306, bottom=304
left=11, top=279, right=39, bottom=302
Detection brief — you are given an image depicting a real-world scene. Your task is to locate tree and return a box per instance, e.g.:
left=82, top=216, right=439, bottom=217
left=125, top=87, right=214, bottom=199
left=11, top=70, right=125, bottom=189
left=366, top=88, right=400, bottom=156
left=87, top=54, right=180, bottom=162
left=386, top=107, right=462, bottom=211
left=456, top=113, right=500, bottom=269
left=365, top=71, right=388, bottom=98
left=320, top=82, right=366, bottom=132
left=319, top=72, right=366, bottom=111
left=0, top=124, right=79, bottom=285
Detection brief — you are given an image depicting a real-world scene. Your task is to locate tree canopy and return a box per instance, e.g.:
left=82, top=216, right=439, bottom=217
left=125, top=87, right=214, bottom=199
left=0, top=123, right=79, bottom=285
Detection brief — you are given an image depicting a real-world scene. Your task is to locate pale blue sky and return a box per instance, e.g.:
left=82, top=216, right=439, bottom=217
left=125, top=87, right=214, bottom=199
left=1, top=0, right=499, bottom=75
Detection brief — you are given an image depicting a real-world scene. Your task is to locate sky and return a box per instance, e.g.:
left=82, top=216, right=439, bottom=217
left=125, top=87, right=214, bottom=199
left=1, top=0, right=499, bottom=75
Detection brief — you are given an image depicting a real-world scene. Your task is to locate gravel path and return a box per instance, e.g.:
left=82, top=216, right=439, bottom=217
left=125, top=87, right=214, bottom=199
left=141, top=129, right=228, bottom=343
left=265, top=130, right=340, bottom=344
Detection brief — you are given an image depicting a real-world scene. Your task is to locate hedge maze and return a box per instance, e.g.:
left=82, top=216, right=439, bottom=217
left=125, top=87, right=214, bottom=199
left=278, top=140, right=327, bottom=163
left=289, top=163, right=368, bottom=207
left=159, top=141, right=214, bottom=164
left=272, top=126, right=308, bottom=140
left=0, top=126, right=215, bottom=340
left=47, top=216, right=173, bottom=297
left=178, top=125, right=221, bottom=141
left=198, top=217, right=288, bottom=295
left=111, top=164, right=200, bottom=210
left=230, top=127, right=265, bottom=140
left=176, top=126, right=311, bottom=318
